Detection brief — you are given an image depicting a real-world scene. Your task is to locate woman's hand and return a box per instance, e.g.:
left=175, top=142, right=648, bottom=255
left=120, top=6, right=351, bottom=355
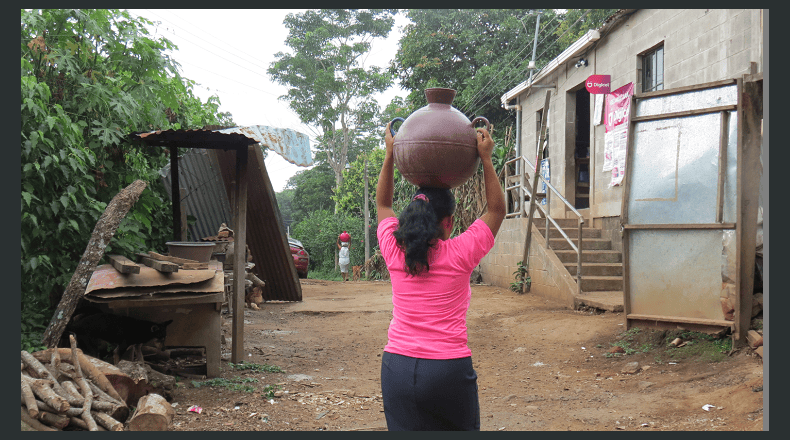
left=385, top=121, right=395, bottom=156
left=476, top=127, right=494, bottom=161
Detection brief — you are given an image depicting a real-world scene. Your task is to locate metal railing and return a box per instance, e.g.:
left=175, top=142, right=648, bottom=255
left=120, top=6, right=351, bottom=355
left=504, top=155, right=585, bottom=295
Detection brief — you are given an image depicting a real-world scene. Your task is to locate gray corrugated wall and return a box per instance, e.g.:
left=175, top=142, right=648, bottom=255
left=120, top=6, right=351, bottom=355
left=160, top=148, right=233, bottom=240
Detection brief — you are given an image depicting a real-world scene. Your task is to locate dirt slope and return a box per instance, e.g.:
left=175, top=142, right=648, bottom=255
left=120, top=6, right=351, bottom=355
left=168, top=280, right=764, bottom=431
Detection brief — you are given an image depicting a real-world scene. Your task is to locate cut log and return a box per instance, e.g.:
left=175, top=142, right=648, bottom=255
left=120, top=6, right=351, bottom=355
left=128, top=393, right=175, bottom=431
left=22, top=374, right=69, bottom=413
left=92, top=411, right=124, bottom=431
left=31, top=348, right=126, bottom=404
left=137, top=255, right=179, bottom=273
left=71, top=335, right=99, bottom=432
left=117, top=360, right=176, bottom=405
left=21, top=350, right=70, bottom=399
left=21, top=379, right=39, bottom=418
left=68, top=416, right=107, bottom=431
left=38, top=411, right=70, bottom=429
left=21, top=407, right=56, bottom=431
left=107, top=254, right=141, bottom=274
left=41, top=179, right=148, bottom=348
left=61, top=380, right=85, bottom=405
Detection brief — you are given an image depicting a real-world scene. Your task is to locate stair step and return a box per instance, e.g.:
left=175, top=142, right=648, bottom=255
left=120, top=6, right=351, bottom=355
left=555, top=250, right=622, bottom=263
left=537, top=218, right=590, bottom=229
left=544, top=227, right=601, bottom=239
left=550, top=238, right=612, bottom=250
left=565, top=263, right=623, bottom=276
left=574, top=291, right=624, bottom=312
left=580, top=275, right=623, bottom=292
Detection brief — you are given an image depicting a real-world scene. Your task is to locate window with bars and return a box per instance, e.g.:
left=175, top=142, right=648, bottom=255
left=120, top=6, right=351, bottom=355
left=642, top=45, right=664, bottom=93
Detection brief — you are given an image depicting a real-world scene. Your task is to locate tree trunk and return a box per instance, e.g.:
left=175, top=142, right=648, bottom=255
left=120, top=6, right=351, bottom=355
left=128, top=393, right=174, bottom=431
left=41, top=179, right=147, bottom=348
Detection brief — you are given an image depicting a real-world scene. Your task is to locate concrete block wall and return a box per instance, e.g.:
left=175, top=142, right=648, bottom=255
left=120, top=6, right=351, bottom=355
left=480, top=218, right=577, bottom=309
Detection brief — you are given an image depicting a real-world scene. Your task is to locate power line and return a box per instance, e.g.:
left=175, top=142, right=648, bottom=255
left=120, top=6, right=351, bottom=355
left=465, top=9, right=592, bottom=117
left=461, top=13, right=562, bottom=116
left=459, top=12, right=559, bottom=116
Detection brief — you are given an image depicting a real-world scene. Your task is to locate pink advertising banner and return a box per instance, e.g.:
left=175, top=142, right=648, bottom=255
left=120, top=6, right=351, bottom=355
left=603, top=83, right=634, bottom=186
left=604, top=82, right=634, bottom=133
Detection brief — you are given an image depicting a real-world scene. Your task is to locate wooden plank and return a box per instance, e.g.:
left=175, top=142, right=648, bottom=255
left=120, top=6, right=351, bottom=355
left=98, top=292, right=224, bottom=309
left=147, top=251, right=200, bottom=265
left=231, top=145, right=248, bottom=364
left=623, top=223, right=736, bottom=230
left=716, top=111, right=730, bottom=223
left=106, top=255, right=140, bottom=274
left=633, top=78, right=737, bottom=100
left=627, top=313, right=734, bottom=328
left=136, top=255, right=179, bottom=273
left=631, top=105, right=737, bottom=123
left=734, top=75, right=762, bottom=343
left=522, top=90, right=552, bottom=271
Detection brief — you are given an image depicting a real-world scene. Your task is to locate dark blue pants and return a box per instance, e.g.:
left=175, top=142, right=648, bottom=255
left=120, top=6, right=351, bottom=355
left=380, top=351, right=480, bottom=431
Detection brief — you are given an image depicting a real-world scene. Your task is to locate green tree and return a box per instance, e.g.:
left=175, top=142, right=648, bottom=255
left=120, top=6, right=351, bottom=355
left=20, top=8, right=233, bottom=351
left=391, top=9, right=617, bottom=129
left=285, top=161, right=336, bottom=226
left=268, top=9, right=397, bottom=212
left=291, top=210, right=365, bottom=274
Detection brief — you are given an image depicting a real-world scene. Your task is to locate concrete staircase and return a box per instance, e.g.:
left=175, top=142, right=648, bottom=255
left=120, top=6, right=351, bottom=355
left=536, top=218, right=624, bottom=312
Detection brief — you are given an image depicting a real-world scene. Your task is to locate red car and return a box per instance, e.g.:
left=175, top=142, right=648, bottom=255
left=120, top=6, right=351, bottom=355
left=289, top=237, right=309, bottom=278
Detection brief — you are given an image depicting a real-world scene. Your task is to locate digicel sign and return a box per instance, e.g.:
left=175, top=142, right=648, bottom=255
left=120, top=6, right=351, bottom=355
left=585, top=75, right=611, bottom=94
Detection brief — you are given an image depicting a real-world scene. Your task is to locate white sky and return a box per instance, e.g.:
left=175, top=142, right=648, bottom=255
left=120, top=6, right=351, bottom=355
left=126, top=9, right=409, bottom=192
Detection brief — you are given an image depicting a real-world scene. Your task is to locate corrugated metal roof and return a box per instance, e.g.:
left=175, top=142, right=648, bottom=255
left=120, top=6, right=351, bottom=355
left=132, top=127, right=303, bottom=302
left=212, top=146, right=302, bottom=302
left=159, top=148, right=233, bottom=242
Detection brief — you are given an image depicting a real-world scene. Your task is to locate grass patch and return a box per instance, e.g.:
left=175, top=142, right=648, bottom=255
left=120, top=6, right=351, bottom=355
left=229, top=361, right=284, bottom=373
left=307, top=268, right=343, bottom=281
left=602, top=327, right=732, bottom=363
left=191, top=377, right=259, bottom=393
left=262, top=384, right=281, bottom=399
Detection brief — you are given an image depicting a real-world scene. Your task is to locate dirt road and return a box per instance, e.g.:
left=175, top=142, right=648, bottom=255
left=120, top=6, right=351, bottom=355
left=169, top=280, right=764, bottom=431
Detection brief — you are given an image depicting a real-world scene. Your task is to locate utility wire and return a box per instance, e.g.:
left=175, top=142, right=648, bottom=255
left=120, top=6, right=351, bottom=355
left=465, top=9, right=593, bottom=117
left=459, top=13, right=559, bottom=116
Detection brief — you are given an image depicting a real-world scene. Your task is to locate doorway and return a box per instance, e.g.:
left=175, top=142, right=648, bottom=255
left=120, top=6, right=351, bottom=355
left=572, top=87, right=590, bottom=209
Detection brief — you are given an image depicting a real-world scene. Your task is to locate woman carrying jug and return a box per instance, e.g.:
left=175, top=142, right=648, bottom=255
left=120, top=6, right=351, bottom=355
left=375, top=121, right=505, bottom=430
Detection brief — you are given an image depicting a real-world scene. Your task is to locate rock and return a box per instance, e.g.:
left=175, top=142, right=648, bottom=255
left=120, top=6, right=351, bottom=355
left=637, top=381, right=654, bottom=390
left=609, top=346, right=625, bottom=354
left=754, top=346, right=763, bottom=358
left=621, top=362, right=640, bottom=374
left=513, top=347, right=528, bottom=353
left=503, top=394, right=517, bottom=401
left=525, top=405, right=539, bottom=411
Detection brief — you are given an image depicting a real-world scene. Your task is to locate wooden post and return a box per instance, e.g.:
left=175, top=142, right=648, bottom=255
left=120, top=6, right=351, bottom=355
left=522, top=90, right=552, bottom=271
left=231, top=145, right=249, bottom=363
left=735, top=75, right=762, bottom=343
left=364, top=158, right=370, bottom=279
left=170, top=145, right=181, bottom=242
left=180, top=188, right=188, bottom=241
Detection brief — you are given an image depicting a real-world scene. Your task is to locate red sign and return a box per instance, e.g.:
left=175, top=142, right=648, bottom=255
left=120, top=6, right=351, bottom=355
left=604, top=82, right=634, bottom=133
left=586, top=75, right=611, bottom=94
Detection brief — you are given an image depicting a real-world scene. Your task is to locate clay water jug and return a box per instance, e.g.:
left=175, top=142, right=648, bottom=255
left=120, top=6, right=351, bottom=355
left=389, top=88, right=490, bottom=189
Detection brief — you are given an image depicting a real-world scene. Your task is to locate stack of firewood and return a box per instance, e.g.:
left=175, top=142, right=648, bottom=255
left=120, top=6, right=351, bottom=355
left=21, top=336, right=128, bottom=431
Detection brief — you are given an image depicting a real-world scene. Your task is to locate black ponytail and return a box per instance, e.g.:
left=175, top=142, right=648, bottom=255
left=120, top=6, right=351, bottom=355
left=393, top=187, right=456, bottom=276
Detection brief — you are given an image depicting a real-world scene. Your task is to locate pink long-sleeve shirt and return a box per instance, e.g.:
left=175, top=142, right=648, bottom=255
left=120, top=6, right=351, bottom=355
left=377, top=216, right=495, bottom=359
